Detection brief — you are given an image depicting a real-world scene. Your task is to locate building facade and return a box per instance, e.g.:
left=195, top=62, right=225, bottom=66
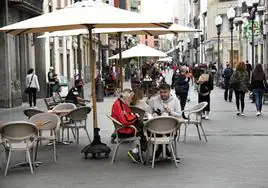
left=203, top=0, right=267, bottom=69
left=0, top=0, right=45, bottom=108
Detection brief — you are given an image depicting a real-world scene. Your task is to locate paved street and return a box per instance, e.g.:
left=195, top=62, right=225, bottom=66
left=1, top=72, right=268, bottom=187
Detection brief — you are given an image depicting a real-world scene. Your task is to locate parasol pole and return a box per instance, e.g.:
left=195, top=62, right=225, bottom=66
left=118, top=32, right=123, bottom=92
left=81, top=25, right=111, bottom=159
left=88, top=26, right=98, bottom=130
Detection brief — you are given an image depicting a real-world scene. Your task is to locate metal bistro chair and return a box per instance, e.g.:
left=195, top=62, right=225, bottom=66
left=107, top=115, right=143, bottom=164
left=52, top=103, right=77, bottom=143
left=44, top=97, right=58, bottom=110
left=23, top=108, right=45, bottom=119
left=181, top=102, right=208, bottom=142
left=144, top=116, right=180, bottom=168
left=64, top=106, right=92, bottom=144
left=0, top=121, right=38, bottom=176
left=130, top=106, right=146, bottom=121
left=30, top=113, right=60, bottom=163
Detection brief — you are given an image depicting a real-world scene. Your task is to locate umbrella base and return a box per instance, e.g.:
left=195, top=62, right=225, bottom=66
left=81, top=128, right=111, bottom=159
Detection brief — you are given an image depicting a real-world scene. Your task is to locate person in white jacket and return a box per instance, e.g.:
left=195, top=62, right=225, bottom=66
left=25, top=68, right=40, bottom=107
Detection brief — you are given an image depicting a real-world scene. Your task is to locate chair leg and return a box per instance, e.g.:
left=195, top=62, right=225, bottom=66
left=184, top=123, right=187, bottom=143
left=145, top=142, right=151, bottom=165
left=152, top=143, right=157, bottom=168
left=137, top=140, right=144, bottom=164
left=111, top=142, right=120, bottom=164
left=61, top=128, right=64, bottom=142
left=67, top=128, right=70, bottom=142
left=196, top=125, right=202, bottom=141
left=76, top=128, right=79, bottom=144
left=71, top=128, right=76, bottom=141
left=200, top=124, right=208, bottom=142
left=53, top=139, right=57, bottom=162
left=169, top=144, right=178, bottom=168
left=4, top=149, right=12, bottom=176
left=173, top=139, right=177, bottom=158
left=26, top=149, right=34, bottom=174
left=177, top=128, right=181, bottom=141
left=84, top=127, right=91, bottom=143
left=35, top=140, right=40, bottom=162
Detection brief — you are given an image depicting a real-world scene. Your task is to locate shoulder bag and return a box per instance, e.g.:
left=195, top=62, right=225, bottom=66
left=25, top=74, right=34, bottom=94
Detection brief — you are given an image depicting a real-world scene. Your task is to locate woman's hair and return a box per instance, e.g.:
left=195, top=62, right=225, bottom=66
left=27, top=68, right=34, bottom=74
left=119, top=88, right=134, bottom=101
left=252, top=64, right=265, bottom=81
left=236, top=62, right=246, bottom=72
left=131, top=89, right=143, bottom=105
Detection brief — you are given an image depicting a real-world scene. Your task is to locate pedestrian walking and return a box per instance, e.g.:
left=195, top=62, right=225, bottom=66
left=25, top=68, right=40, bottom=108
left=222, top=63, right=234, bottom=102
left=47, top=67, right=55, bottom=97
left=171, top=67, right=190, bottom=119
left=245, top=60, right=252, bottom=80
left=197, top=65, right=214, bottom=119
left=229, top=62, right=249, bottom=116
left=250, top=64, right=267, bottom=116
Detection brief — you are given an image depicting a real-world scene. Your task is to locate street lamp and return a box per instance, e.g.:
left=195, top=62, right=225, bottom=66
left=215, top=15, right=223, bottom=70
left=194, top=33, right=199, bottom=65
left=245, top=0, right=258, bottom=68
left=227, top=7, right=236, bottom=68
left=200, top=33, right=204, bottom=64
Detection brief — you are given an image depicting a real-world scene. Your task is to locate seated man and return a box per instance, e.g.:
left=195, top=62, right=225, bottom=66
left=111, top=89, right=145, bottom=163
left=148, top=83, right=181, bottom=117
left=65, top=79, right=89, bottom=106
left=147, top=83, right=181, bottom=160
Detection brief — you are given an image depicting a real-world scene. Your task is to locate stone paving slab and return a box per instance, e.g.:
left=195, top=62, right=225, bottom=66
left=0, top=136, right=268, bottom=188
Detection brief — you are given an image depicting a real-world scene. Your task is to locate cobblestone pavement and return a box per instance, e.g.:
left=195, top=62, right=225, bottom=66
left=1, top=72, right=268, bottom=187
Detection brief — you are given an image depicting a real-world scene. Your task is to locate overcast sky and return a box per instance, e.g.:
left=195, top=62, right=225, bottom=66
left=141, top=0, right=174, bottom=21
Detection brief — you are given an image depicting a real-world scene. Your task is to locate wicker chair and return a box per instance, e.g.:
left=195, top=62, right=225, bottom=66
left=30, top=113, right=60, bottom=162
left=143, top=116, right=180, bottom=168
left=107, top=115, right=143, bottom=164
left=181, top=102, right=208, bottom=142
left=23, top=108, right=44, bottom=119
left=63, top=106, right=92, bottom=144
left=0, top=121, right=38, bottom=176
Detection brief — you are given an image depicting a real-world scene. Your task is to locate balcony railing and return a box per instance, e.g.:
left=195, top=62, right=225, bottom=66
left=9, top=0, right=43, bottom=15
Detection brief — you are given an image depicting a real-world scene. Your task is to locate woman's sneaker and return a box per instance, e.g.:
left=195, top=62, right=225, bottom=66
left=256, top=111, right=261, bottom=116
left=127, top=150, right=140, bottom=163
left=241, top=112, right=245, bottom=116
left=236, top=111, right=240, bottom=116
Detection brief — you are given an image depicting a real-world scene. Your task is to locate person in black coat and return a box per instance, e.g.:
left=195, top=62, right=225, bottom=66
left=222, top=63, right=234, bottom=102
left=171, top=68, right=190, bottom=118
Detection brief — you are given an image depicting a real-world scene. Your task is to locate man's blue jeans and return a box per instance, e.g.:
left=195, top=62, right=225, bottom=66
left=253, top=89, right=264, bottom=112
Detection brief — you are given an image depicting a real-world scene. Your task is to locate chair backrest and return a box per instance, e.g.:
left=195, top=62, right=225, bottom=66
left=52, top=103, right=76, bottom=111
left=106, top=115, right=123, bottom=130
left=23, top=108, right=44, bottom=119
left=130, top=106, right=146, bottom=120
left=66, top=106, right=91, bottom=121
left=144, top=116, right=179, bottom=136
left=54, top=92, right=64, bottom=103
left=0, top=121, right=38, bottom=141
left=44, top=97, right=56, bottom=110
left=29, top=113, right=60, bottom=131
left=188, top=102, right=208, bottom=114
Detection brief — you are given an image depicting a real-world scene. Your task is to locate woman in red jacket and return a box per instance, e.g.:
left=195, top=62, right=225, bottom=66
left=111, top=89, right=144, bottom=163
